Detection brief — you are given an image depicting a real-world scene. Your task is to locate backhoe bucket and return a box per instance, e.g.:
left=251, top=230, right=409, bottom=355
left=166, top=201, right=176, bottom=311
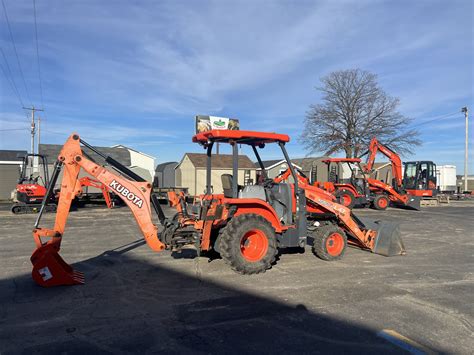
left=359, top=218, right=406, bottom=256
left=31, top=244, right=84, bottom=287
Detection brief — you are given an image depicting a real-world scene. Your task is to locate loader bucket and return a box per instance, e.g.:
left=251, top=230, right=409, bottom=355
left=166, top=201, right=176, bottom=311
left=358, top=218, right=406, bottom=256
left=405, top=195, right=421, bottom=210
left=31, top=244, right=84, bottom=287
left=393, top=195, right=421, bottom=210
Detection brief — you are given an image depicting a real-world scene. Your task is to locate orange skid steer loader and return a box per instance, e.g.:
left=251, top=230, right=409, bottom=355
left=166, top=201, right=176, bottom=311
left=31, top=131, right=405, bottom=287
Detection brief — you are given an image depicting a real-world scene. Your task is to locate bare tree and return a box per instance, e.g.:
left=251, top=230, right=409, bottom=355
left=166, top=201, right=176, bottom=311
left=300, top=69, right=420, bottom=158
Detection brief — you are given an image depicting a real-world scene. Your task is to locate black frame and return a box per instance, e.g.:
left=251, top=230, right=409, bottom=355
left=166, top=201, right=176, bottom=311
left=403, top=161, right=437, bottom=192
left=19, top=153, right=50, bottom=188
left=203, top=138, right=306, bottom=229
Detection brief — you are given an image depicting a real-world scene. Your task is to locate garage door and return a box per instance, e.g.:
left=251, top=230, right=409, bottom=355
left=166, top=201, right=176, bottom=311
left=0, top=164, right=20, bottom=200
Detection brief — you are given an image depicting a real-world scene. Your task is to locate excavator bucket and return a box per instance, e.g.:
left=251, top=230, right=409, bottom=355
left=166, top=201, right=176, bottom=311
left=31, top=244, right=84, bottom=287
left=359, top=218, right=406, bottom=256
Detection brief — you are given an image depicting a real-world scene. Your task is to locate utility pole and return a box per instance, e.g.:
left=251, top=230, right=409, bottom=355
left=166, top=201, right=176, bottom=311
left=462, top=107, right=469, bottom=192
left=23, top=106, right=44, bottom=167
left=37, top=115, right=41, bottom=152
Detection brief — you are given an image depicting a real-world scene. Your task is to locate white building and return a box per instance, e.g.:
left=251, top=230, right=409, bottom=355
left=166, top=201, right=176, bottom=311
left=112, top=145, right=156, bottom=182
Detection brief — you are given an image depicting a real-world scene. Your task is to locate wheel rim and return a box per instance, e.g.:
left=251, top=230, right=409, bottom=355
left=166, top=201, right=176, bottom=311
left=326, top=232, right=344, bottom=256
left=240, top=229, right=269, bottom=262
left=340, top=193, right=352, bottom=206
left=378, top=197, right=388, bottom=208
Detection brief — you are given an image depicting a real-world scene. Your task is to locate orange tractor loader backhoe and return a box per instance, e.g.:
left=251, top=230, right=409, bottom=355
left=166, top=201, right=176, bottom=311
left=31, top=131, right=405, bottom=288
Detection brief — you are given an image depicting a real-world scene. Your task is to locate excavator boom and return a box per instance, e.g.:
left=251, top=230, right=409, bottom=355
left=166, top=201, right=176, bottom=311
left=363, top=137, right=403, bottom=188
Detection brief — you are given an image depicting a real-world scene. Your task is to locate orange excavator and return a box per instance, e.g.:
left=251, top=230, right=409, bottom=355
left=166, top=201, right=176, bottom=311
left=277, top=137, right=426, bottom=211
left=276, top=158, right=420, bottom=211
left=359, top=137, right=437, bottom=209
left=11, top=153, right=113, bottom=214
left=31, top=131, right=404, bottom=287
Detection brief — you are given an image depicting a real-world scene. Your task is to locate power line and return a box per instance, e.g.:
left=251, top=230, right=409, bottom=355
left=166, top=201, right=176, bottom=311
left=0, top=47, right=24, bottom=108
left=409, top=112, right=459, bottom=129
left=32, top=0, right=44, bottom=110
left=0, top=128, right=29, bottom=131
left=1, top=0, right=32, bottom=106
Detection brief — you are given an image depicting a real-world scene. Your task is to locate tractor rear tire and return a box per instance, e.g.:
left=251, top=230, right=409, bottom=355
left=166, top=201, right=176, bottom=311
left=373, top=195, right=389, bottom=211
left=219, top=214, right=278, bottom=275
left=335, top=189, right=355, bottom=209
left=312, top=224, right=347, bottom=261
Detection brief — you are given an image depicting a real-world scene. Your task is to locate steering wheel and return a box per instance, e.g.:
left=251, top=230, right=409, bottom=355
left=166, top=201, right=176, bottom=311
left=262, top=178, right=275, bottom=189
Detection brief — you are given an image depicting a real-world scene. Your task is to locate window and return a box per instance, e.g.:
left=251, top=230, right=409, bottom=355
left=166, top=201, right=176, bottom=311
left=244, top=170, right=252, bottom=185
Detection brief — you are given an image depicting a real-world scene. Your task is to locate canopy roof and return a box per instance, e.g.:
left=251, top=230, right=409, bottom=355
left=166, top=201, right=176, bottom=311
left=322, top=158, right=362, bottom=163
left=192, top=130, right=290, bottom=145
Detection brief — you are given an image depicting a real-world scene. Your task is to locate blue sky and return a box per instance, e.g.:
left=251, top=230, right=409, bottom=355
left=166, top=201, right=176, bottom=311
left=1, top=0, right=473, bottom=173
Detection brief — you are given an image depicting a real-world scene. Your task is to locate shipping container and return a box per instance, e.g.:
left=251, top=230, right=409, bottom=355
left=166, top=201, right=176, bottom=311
left=436, top=165, right=457, bottom=192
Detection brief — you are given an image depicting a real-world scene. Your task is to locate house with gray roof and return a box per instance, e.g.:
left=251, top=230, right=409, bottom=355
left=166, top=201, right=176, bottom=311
left=176, top=153, right=256, bottom=196
left=255, top=159, right=302, bottom=181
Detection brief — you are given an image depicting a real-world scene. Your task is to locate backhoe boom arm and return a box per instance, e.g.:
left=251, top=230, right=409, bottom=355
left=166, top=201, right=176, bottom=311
left=31, top=134, right=165, bottom=287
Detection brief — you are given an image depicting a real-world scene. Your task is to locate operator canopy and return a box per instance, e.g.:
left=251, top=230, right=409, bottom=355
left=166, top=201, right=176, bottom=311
left=192, top=129, right=290, bottom=146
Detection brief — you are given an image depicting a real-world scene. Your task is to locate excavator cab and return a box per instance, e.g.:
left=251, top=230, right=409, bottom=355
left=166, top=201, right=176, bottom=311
left=403, top=161, right=437, bottom=197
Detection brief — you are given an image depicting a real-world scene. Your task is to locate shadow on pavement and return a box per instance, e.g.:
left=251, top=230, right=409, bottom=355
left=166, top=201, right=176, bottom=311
left=0, top=239, right=439, bottom=354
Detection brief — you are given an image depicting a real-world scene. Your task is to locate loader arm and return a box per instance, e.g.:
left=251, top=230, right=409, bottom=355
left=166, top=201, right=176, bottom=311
left=275, top=168, right=395, bottom=252
left=31, top=134, right=165, bottom=287
left=303, top=188, right=378, bottom=251
left=363, top=137, right=403, bottom=188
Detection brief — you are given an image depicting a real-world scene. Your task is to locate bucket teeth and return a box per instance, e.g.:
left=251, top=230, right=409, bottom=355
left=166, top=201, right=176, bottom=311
left=72, top=271, right=85, bottom=284
left=31, top=244, right=85, bottom=287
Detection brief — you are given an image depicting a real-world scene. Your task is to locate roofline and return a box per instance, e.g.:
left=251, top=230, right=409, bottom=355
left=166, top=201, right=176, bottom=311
left=322, top=158, right=362, bottom=163
left=256, top=160, right=302, bottom=171
left=179, top=152, right=257, bottom=169
left=0, top=160, right=23, bottom=165
left=372, top=162, right=391, bottom=170
left=111, top=144, right=155, bottom=159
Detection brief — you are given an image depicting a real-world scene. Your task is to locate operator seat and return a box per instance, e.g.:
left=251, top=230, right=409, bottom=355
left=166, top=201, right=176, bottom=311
left=221, top=174, right=234, bottom=198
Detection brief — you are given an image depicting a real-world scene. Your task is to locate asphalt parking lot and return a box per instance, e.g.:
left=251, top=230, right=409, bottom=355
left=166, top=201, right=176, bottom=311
left=0, top=201, right=473, bottom=354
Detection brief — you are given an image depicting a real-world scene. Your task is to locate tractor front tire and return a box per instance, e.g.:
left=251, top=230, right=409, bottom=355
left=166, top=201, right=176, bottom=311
left=312, top=224, right=347, bottom=261
left=372, top=194, right=389, bottom=210
left=335, top=189, right=355, bottom=209
left=219, top=214, right=278, bottom=275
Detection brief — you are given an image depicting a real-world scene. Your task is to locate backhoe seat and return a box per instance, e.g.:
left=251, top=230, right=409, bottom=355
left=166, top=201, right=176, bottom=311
left=268, top=183, right=292, bottom=225
left=239, top=185, right=267, bottom=201
left=221, top=174, right=234, bottom=198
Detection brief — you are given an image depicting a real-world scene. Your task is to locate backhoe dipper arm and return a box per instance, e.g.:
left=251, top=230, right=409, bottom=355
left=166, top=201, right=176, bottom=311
left=33, top=134, right=165, bottom=253
left=363, top=137, right=403, bottom=187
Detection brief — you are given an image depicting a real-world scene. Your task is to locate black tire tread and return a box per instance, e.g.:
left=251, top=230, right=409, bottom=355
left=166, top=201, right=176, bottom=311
left=218, top=213, right=278, bottom=275
left=372, top=194, right=389, bottom=211
left=312, top=223, right=347, bottom=261
left=335, top=189, right=356, bottom=209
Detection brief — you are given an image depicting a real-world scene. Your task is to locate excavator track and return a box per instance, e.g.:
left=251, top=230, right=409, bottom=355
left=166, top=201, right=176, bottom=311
left=11, top=203, right=57, bottom=214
